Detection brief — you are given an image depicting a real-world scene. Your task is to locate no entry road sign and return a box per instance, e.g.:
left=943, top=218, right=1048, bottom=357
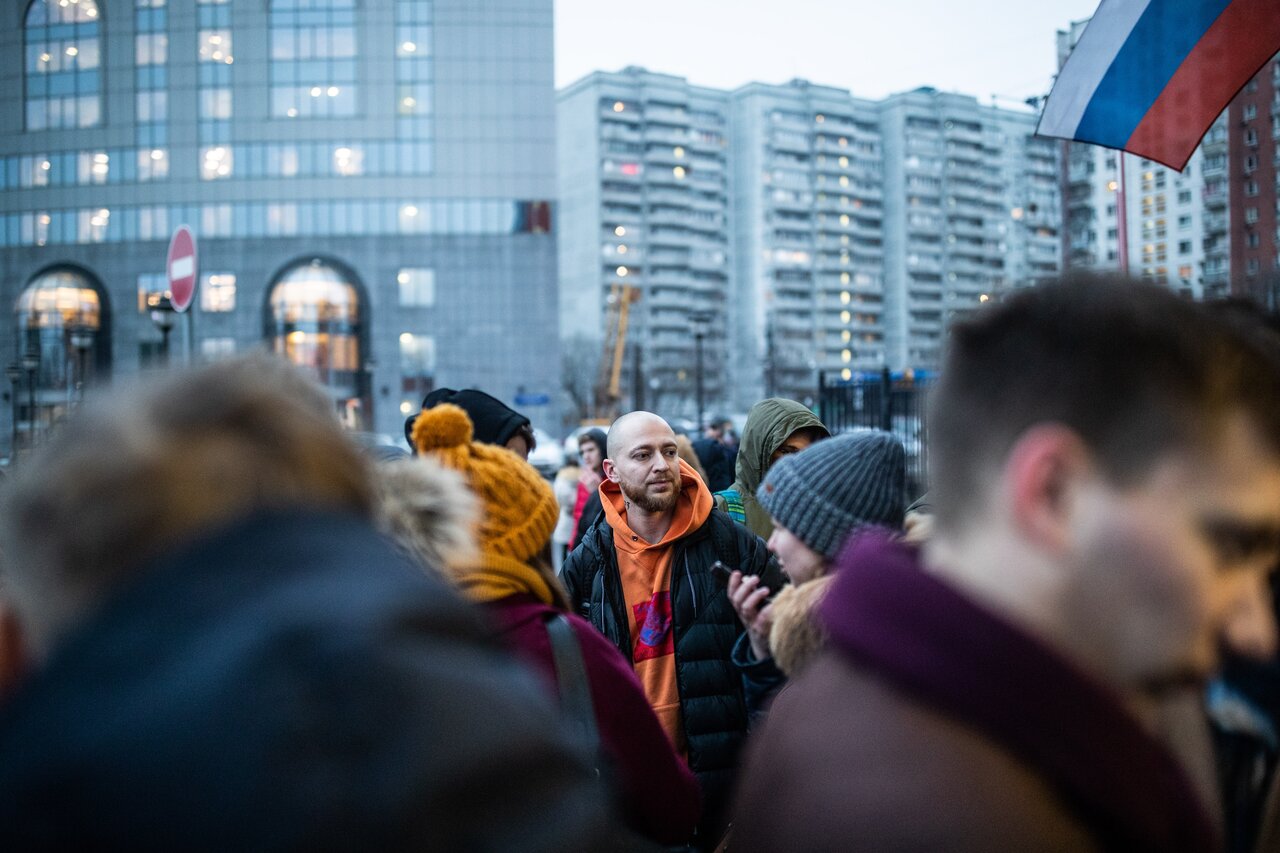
left=167, top=225, right=198, bottom=313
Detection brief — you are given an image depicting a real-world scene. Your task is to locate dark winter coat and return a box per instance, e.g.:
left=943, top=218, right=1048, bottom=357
left=561, top=506, right=781, bottom=845
left=487, top=594, right=702, bottom=845
left=0, top=510, right=618, bottom=853
left=732, top=531, right=1220, bottom=853
left=691, top=437, right=734, bottom=493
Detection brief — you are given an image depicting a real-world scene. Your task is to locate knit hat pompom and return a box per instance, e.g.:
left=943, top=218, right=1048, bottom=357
left=412, top=403, right=473, bottom=453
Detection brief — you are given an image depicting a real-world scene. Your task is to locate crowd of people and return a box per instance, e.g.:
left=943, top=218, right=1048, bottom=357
left=0, top=274, right=1279, bottom=851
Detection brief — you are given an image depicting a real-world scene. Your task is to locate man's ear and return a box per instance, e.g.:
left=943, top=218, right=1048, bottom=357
left=1002, top=424, right=1092, bottom=555
left=0, top=600, right=28, bottom=699
left=602, top=458, right=620, bottom=483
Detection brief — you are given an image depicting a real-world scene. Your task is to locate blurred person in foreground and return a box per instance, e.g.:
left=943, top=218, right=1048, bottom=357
left=728, top=430, right=906, bottom=718
left=399, top=403, right=701, bottom=845
left=0, top=355, right=615, bottom=852
left=562, top=411, right=781, bottom=849
left=732, top=277, right=1280, bottom=852
left=713, top=398, right=828, bottom=540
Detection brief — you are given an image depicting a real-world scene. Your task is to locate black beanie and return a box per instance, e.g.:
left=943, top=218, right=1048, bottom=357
left=404, top=388, right=530, bottom=452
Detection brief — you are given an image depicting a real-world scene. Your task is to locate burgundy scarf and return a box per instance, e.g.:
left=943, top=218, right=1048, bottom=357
left=820, top=531, right=1219, bottom=853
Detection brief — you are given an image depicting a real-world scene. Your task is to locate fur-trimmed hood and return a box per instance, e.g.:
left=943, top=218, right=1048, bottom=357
left=768, top=573, right=835, bottom=677
left=374, top=456, right=478, bottom=580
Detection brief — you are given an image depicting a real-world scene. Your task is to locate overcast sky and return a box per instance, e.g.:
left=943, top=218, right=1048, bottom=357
left=555, top=1, right=1104, bottom=106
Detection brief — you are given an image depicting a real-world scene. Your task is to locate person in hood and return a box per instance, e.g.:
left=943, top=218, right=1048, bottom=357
left=731, top=277, right=1280, bottom=852
left=409, top=404, right=700, bottom=846
left=713, top=398, right=828, bottom=540
left=403, top=387, right=536, bottom=459
left=561, top=411, right=782, bottom=849
left=0, top=355, right=616, bottom=852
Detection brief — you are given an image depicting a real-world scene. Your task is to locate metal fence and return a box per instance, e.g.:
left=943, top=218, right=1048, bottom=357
left=817, top=368, right=934, bottom=499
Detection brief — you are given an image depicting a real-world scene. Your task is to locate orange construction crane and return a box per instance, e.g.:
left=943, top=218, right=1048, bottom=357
left=593, top=283, right=639, bottom=421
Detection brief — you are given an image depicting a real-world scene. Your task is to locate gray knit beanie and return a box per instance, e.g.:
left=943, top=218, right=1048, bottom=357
left=756, top=430, right=906, bottom=559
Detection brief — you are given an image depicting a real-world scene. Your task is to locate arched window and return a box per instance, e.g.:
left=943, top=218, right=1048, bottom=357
left=13, top=267, right=111, bottom=448
left=266, top=257, right=368, bottom=428
left=24, top=0, right=103, bottom=130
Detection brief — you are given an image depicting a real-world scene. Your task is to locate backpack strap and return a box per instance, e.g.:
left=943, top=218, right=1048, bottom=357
left=544, top=612, right=602, bottom=775
left=709, top=508, right=744, bottom=577
left=714, top=488, right=747, bottom=524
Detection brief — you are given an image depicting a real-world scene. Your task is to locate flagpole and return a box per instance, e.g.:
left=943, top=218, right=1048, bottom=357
left=1116, top=152, right=1129, bottom=276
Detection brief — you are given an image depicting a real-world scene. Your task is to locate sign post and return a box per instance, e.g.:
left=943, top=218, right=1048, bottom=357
left=166, top=225, right=198, bottom=364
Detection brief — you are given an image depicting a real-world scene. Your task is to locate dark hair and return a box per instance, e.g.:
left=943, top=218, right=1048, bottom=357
left=928, top=275, right=1280, bottom=529
left=577, top=428, right=608, bottom=474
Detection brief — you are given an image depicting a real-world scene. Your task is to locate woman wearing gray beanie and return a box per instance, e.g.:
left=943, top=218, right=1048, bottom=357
left=728, top=430, right=906, bottom=717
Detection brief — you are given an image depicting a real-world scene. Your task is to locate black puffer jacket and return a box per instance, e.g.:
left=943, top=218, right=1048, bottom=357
left=561, top=507, right=781, bottom=845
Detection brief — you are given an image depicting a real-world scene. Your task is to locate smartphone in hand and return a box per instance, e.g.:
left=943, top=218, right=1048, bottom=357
left=710, top=560, right=734, bottom=586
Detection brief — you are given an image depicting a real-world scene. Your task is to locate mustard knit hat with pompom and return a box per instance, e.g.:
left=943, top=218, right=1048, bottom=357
left=411, top=403, right=557, bottom=565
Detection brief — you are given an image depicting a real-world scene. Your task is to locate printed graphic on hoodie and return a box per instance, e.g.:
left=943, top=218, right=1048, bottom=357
left=633, top=592, right=675, bottom=663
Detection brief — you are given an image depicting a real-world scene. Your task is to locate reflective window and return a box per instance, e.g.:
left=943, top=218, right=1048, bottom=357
left=15, top=268, right=110, bottom=440
left=267, top=258, right=367, bottom=427
left=399, top=332, right=435, bottom=397
left=395, top=0, right=433, bottom=142
left=397, top=267, right=435, bottom=306
left=271, top=0, right=358, bottom=119
left=201, top=146, right=232, bottom=180
left=201, top=337, right=236, bottom=361
left=24, top=0, right=102, bottom=130
left=137, top=272, right=170, bottom=312
left=200, top=273, right=236, bottom=312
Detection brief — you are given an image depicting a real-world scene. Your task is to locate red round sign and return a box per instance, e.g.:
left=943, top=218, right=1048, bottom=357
left=166, top=225, right=198, bottom=313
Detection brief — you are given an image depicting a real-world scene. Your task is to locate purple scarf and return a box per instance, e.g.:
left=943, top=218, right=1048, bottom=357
left=820, top=531, right=1219, bottom=853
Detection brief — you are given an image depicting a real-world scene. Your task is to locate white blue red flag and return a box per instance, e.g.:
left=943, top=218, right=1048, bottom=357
left=1037, top=0, right=1280, bottom=170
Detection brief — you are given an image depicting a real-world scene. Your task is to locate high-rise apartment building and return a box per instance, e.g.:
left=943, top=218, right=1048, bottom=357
left=1228, top=54, right=1280, bottom=306
left=727, top=80, right=884, bottom=407
left=557, top=68, right=730, bottom=420
left=558, top=71, right=1060, bottom=414
left=1, top=0, right=560, bottom=452
left=879, top=88, right=1060, bottom=368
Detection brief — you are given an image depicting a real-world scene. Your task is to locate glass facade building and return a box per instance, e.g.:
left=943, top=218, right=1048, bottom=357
left=0, top=0, right=559, bottom=450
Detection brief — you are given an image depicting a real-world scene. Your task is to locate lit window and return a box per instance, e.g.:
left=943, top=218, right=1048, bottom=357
left=24, top=0, right=103, bottom=130
left=200, top=146, right=233, bottom=180
left=613, top=101, right=625, bottom=112
left=840, top=291, right=850, bottom=304
left=840, top=310, right=852, bottom=323
left=673, top=166, right=687, bottom=179
left=616, top=266, right=628, bottom=277
left=136, top=32, right=168, bottom=65
left=841, top=349, right=852, bottom=363
left=198, top=30, right=233, bottom=63
left=614, top=225, right=626, bottom=237
left=333, top=146, right=364, bottom=176
left=400, top=333, right=436, bottom=379
left=841, top=368, right=852, bottom=381
left=397, top=268, right=435, bottom=306
left=200, top=273, right=236, bottom=312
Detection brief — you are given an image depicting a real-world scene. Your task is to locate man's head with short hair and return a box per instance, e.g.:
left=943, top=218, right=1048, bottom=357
left=926, top=275, right=1280, bottom=700
left=0, top=354, right=374, bottom=657
left=605, top=412, right=681, bottom=515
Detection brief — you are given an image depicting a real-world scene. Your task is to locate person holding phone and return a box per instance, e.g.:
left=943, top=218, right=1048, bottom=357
left=727, top=430, right=907, bottom=719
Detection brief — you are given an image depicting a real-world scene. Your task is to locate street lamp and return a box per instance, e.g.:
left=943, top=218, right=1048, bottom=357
left=5, top=362, right=21, bottom=459
left=688, top=311, right=713, bottom=431
left=20, top=349, right=39, bottom=450
left=149, top=296, right=176, bottom=365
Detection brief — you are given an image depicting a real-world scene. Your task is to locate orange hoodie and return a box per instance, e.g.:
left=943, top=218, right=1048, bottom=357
left=599, top=458, right=713, bottom=757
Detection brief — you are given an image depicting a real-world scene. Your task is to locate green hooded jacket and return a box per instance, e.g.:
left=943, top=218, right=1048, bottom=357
left=714, top=398, right=828, bottom=540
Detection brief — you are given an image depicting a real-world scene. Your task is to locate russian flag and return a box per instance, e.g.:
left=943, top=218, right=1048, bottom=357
left=1037, top=0, right=1280, bottom=170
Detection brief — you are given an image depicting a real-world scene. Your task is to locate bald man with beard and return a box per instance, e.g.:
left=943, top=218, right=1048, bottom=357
left=561, top=412, right=781, bottom=850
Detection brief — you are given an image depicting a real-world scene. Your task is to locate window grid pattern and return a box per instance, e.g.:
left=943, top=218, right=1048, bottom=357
left=135, top=0, right=168, bottom=156
left=25, top=0, right=102, bottom=130
left=395, top=0, right=433, bottom=159
left=0, top=199, right=553, bottom=247
left=198, top=0, right=234, bottom=175
left=270, top=0, right=358, bottom=119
